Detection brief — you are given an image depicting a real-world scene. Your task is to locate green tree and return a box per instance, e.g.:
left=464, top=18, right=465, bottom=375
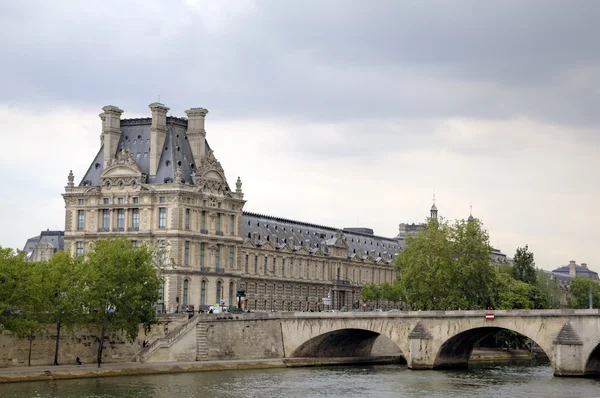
left=568, top=277, right=600, bottom=309
left=84, top=238, right=161, bottom=367
left=38, top=252, right=88, bottom=365
left=0, top=248, right=45, bottom=365
left=380, top=280, right=404, bottom=308
left=512, top=245, right=536, bottom=285
left=495, top=270, right=535, bottom=310
left=396, top=217, right=495, bottom=310
left=535, top=269, right=566, bottom=308
left=361, top=283, right=382, bottom=308
left=450, top=218, right=496, bottom=309
left=396, top=218, right=454, bottom=310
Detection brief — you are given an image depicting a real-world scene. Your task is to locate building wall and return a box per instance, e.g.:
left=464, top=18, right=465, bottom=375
left=60, top=104, right=402, bottom=314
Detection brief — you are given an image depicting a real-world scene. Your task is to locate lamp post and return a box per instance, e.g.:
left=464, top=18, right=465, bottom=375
left=589, top=289, right=593, bottom=309
left=237, top=287, right=246, bottom=312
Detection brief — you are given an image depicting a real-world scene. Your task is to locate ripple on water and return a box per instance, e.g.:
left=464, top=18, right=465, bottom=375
left=0, top=364, right=599, bottom=398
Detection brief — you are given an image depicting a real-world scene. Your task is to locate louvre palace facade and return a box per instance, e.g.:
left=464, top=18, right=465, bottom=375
left=62, top=103, right=406, bottom=312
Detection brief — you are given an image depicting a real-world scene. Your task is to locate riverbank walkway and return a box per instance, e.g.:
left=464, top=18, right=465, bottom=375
left=0, top=358, right=286, bottom=384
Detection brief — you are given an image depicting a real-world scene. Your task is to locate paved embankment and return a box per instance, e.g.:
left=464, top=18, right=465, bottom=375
left=0, top=351, right=533, bottom=384
left=0, top=356, right=403, bottom=384
left=0, top=359, right=286, bottom=384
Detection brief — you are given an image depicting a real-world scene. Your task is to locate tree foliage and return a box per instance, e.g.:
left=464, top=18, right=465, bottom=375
left=1, top=239, right=162, bottom=367
left=512, top=245, right=536, bottom=285
left=38, top=252, right=88, bottom=365
left=568, top=277, right=600, bottom=309
left=396, top=217, right=495, bottom=310
left=85, top=238, right=161, bottom=367
left=535, top=269, right=566, bottom=309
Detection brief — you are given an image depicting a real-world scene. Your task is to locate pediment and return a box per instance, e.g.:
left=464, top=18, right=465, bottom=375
left=242, top=240, right=256, bottom=248
left=101, top=163, right=142, bottom=178
left=204, top=170, right=223, bottom=181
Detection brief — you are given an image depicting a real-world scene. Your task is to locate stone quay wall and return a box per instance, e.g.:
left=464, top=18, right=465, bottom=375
left=0, top=316, right=186, bottom=368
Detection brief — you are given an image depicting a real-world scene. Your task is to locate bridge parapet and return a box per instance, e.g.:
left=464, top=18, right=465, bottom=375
left=191, top=310, right=600, bottom=377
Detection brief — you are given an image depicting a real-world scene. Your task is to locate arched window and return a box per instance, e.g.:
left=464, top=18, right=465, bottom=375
left=201, top=280, right=206, bottom=306
left=183, top=279, right=189, bottom=307
left=229, top=281, right=234, bottom=308
left=216, top=280, right=222, bottom=304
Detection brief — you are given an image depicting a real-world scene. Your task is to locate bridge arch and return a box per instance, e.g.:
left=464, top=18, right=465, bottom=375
left=584, top=343, right=600, bottom=376
left=433, top=326, right=552, bottom=369
left=290, top=327, right=405, bottom=359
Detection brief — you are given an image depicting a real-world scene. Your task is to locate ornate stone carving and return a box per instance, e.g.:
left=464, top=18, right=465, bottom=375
left=67, top=170, right=75, bottom=188
left=88, top=209, right=96, bottom=230
left=109, top=148, right=136, bottom=166
left=208, top=196, right=217, bottom=207
left=141, top=209, right=149, bottom=230
left=194, top=150, right=228, bottom=194
left=174, top=166, right=183, bottom=184
left=198, top=150, right=224, bottom=175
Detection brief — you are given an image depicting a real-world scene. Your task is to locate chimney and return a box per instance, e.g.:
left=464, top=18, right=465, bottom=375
left=99, top=105, right=124, bottom=168
left=185, top=108, right=208, bottom=164
left=581, top=263, right=588, bottom=269
left=149, top=103, right=169, bottom=176
left=569, top=260, right=577, bottom=277
left=398, top=223, right=406, bottom=234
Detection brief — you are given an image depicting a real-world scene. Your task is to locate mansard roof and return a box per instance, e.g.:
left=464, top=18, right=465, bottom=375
left=553, top=263, right=599, bottom=279
left=80, top=117, right=221, bottom=188
left=241, top=211, right=400, bottom=262
left=21, top=230, right=64, bottom=260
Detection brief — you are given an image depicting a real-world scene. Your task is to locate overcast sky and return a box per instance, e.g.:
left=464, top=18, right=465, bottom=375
left=1, top=0, right=599, bottom=273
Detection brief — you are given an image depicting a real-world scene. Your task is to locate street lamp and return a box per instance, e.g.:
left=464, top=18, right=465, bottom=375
left=237, top=287, right=246, bottom=311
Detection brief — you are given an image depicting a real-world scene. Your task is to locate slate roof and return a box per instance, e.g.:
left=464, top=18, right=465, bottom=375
left=22, top=230, right=64, bottom=260
left=241, top=212, right=401, bottom=262
left=553, top=263, right=599, bottom=280
left=80, top=117, right=215, bottom=187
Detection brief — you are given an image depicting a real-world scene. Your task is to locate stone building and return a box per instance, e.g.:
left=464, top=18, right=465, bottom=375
left=62, top=103, right=400, bottom=313
left=553, top=261, right=599, bottom=282
left=22, top=230, right=64, bottom=262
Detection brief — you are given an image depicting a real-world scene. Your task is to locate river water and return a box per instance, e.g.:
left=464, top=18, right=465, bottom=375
left=1, top=363, right=599, bottom=398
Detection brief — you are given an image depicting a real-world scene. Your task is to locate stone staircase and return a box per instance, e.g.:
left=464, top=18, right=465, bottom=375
left=134, top=314, right=200, bottom=363
left=196, top=322, right=209, bottom=361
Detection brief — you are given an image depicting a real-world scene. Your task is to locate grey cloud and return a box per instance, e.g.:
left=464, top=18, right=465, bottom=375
left=1, top=0, right=600, bottom=126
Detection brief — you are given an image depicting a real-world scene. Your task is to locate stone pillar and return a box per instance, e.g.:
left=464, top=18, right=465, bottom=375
left=407, top=322, right=435, bottom=370
left=552, top=321, right=586, bottom=376
left=569, top=260, right=577, bottom=277
left=99, top=105, right=124, bottom=168
left=149, top=102, right=169, bottom=176
left=185, top=107, right=208, bottom=164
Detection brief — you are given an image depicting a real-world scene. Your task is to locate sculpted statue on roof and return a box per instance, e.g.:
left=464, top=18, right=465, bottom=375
left=110, top=148, right=137, bottom=166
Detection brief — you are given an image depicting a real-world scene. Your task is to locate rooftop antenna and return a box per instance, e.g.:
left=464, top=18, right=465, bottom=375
left=470, top=203, right=473, bottom=216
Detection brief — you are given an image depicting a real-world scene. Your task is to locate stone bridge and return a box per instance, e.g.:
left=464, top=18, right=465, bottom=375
left=144, top=309, right=600, bottom=377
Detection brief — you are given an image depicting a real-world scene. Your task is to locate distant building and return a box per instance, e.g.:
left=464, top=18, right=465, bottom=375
left=553, top=261, right=599, bottom=281
left=21, top=230, right=64, bottom=262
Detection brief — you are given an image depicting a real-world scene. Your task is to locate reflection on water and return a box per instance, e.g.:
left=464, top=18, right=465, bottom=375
left=1, top=362, right=599, bottom=398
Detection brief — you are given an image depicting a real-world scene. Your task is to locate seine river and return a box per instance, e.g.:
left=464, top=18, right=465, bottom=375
left=1, top=363, right=600, bottom=398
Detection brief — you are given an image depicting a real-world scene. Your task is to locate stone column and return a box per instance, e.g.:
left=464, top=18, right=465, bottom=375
left=407, top=322, right=435, bottom=370
left=552, top=321, right=586, bottom=376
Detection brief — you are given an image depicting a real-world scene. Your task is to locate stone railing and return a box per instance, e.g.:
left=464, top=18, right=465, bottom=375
left=215, top=268, right=225, bottom=274
left=134, top=313, right=200, bottom=362
left=200, top=267, right=211, bottom=273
